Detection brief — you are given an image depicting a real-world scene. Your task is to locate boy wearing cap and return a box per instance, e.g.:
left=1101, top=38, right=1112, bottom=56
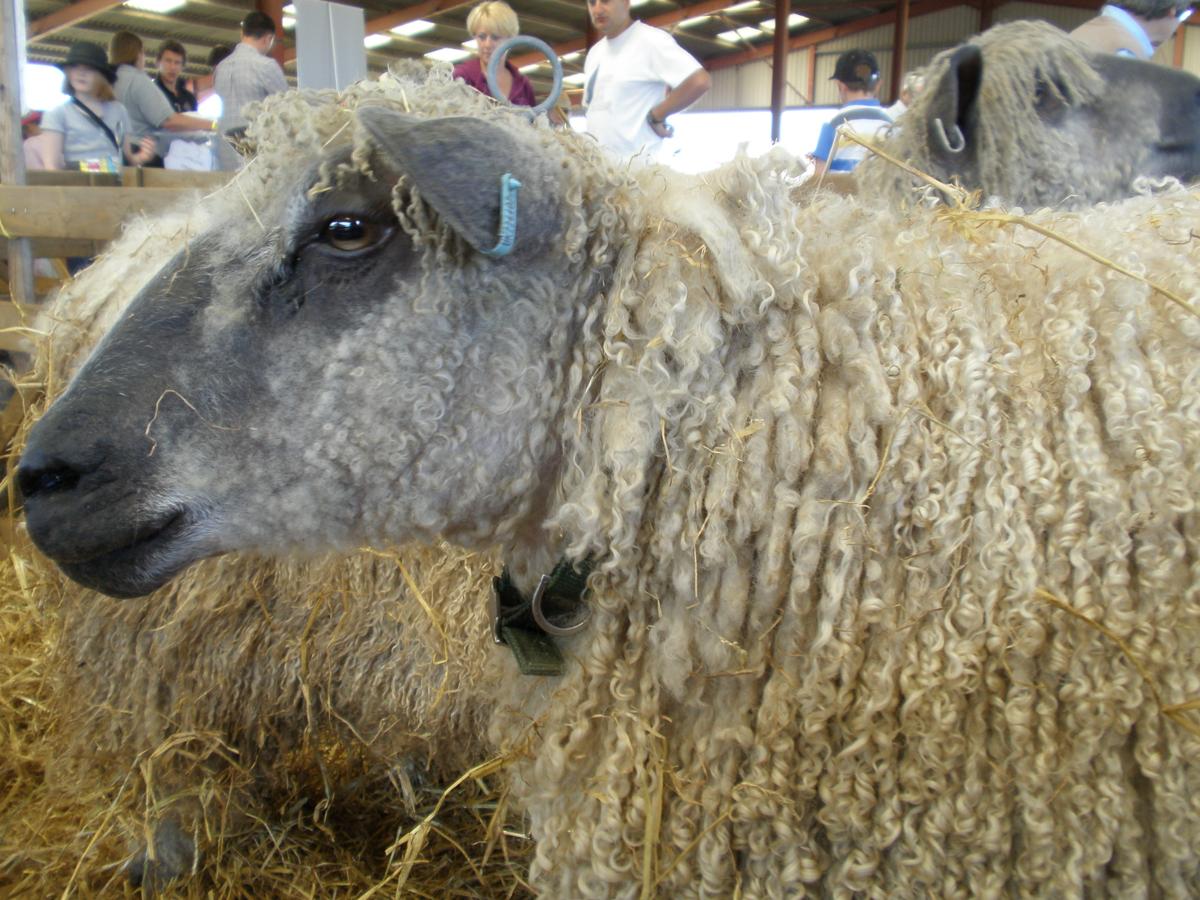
left=809, top=48, right=891, bottom=176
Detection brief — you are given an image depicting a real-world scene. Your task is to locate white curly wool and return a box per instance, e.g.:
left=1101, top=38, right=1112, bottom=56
left=25, top=62, right=1200, bottom=897
left=494, top=153, right=1200, bottom=895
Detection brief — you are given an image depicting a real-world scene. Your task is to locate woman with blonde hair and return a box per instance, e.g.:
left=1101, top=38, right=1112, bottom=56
left=452, top=1, right=536, bottom=106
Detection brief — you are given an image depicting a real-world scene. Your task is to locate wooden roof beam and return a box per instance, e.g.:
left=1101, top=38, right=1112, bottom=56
left=1031, top=0, right=1106, bottom=8
left=706, top=0, right=968, bottom=72
left=28, top=0, right=125, bottom=39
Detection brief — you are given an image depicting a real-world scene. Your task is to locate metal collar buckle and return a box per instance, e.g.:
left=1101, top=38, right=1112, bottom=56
left=530, top=573, right=590, bottom=636
left=489, top=560, right=593, bottom=645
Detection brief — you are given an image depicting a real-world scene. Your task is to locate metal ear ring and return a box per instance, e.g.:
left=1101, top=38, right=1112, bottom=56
left=932, top=118, right=966, bottom=153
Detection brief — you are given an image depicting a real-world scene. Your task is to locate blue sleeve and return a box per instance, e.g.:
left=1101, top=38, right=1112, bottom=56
left=811, top=122, right=835, bottom=161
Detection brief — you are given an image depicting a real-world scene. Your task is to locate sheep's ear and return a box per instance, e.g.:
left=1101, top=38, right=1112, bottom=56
left=925, top=43, right=983, bottom=162
left=356, top=107, right=561, bottom=259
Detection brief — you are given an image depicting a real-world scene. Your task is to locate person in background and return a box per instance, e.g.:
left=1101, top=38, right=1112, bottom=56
left=195, top=44, right=233, bottom=107
left=808, top=48, right=891, bottom=176
left=582, top=0, right=711, bottom=160
left=20, top=110, right=41, bottom=140
left=109, top=31, right=214, bottom=166
left=1070, top=0, right=1192, bottom=59
left=886, top=69, right=925, bottom=119
left=40, top=42, right=156, bottom=172
left=21, top=111, right=53, bottom=170
left=154, top=40, right=198, bottom=113
left=214, top=12, right=288, bottom=170
left=39, top=42, right=157, bottom=274
left=453, top=1, right=535, bottom=106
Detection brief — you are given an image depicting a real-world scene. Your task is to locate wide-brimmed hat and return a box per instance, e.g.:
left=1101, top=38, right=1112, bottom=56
left=831, top=48, right=880, bottom=87
left=59, top=42, right=117, bottom=84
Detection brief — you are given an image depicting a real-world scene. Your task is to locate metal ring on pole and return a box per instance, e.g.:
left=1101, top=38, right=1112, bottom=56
left=486, top=34, right=563, bottom=119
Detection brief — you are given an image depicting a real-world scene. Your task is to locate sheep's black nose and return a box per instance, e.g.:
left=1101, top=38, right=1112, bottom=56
left=16, top=447, right=85, bottom=500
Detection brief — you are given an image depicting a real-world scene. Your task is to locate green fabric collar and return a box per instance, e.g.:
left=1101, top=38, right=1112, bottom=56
left=491, top=558, right=593, bottom=676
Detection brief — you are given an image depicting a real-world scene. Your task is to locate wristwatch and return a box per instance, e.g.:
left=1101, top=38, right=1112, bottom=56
left=647, top=110, right=665, bottom=126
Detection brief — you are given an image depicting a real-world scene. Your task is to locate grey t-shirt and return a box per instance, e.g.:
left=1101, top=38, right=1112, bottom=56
left=213, top=43, right=288, bottom=170
left=114, top=63, right=174, bottom=141
left=41, top=99, right=131, bottom=167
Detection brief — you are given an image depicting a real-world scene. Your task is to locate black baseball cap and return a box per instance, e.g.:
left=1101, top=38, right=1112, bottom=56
left=831, top=49, right=880, bottom=86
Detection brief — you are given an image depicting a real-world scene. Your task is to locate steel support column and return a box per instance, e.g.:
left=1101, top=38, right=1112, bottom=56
left=890, top=0, right=909, bottom=105
left=770, top=0, right=791, bottom=142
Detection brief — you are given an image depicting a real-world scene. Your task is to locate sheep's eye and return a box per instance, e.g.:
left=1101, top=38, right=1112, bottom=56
left=1034, top=80, right=1067, bottom=116
left=319, top=215, right=386, bottom=252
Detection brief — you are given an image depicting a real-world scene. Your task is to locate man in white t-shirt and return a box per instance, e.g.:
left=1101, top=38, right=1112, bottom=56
left=583, top=0, right=711, bottom=160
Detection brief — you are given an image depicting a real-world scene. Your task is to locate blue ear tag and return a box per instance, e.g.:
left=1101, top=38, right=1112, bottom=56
left=481, top=172, right=521, bottom=258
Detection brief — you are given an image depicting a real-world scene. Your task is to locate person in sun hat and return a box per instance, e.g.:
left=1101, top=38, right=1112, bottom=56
left=808, top=47, right=892, bottom=176
left=39, top=42, right=156, bottom=173
left=38, top=42, right=157, bottom=273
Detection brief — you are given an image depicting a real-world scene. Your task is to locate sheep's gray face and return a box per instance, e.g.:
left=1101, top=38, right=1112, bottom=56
left=18, top=111, right=579, bottom=597
left=923, top=41, right=1200, bottom=206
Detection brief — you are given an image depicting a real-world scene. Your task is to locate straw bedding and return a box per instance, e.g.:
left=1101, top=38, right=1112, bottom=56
left=0, top=529, right=531, bottom=897
left=3, top=62, right=1200, bottom=897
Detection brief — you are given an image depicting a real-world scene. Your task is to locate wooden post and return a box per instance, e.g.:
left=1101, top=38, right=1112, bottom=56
left=770, top=0, right=790, bottom=142
left=807, top=45, right=816, bottom=106
left=1, top=0, right=34, bottom=308
left=890, top=0, right=909, bottom=105
left=979, top=0, right=995, bottom=32
left=1174, top=22, right=1186, bottom=69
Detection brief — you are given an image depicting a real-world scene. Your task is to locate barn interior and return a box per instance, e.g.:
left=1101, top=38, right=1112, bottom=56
left=2, top=0, right=1200, bottom=896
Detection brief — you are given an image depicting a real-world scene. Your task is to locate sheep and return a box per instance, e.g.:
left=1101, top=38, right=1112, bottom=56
left=3, top=211, right=504, bottom=892
left=857, top=20, right=1200, bottom=207
left=13, top=64, right=1200, bottom=897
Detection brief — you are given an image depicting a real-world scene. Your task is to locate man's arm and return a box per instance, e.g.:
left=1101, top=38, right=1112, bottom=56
left=161, top=112, right=216, bottom=132
left=647, top=68, right=711, bottom=131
